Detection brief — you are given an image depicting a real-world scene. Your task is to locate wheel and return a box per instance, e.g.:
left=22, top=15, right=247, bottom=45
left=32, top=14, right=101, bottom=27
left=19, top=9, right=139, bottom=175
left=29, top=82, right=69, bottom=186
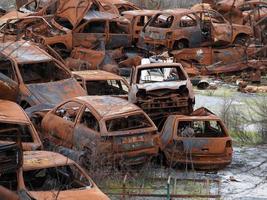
left=234, top=35, right=249, bottom=45
left=173, top=40, right=188, bottom=50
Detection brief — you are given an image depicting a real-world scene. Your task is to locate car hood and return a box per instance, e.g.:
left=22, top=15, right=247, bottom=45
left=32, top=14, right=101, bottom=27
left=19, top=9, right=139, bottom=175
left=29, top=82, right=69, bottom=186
left=136, top=80, right=188, bottom=92
left=27, top=78, right=86, bottom=105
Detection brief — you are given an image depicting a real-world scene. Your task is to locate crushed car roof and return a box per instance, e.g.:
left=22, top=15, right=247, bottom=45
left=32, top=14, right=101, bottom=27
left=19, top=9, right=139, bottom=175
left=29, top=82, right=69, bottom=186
left=23, top=151, right=74, bottom=171
left=83, top=10, right=127, bottom=21
left=73, top=70, right=125, bottom=81
left=0, top=100, right=30, bottom=123
left=158, top=8, right=194, bottom=16
left=135, top=62, right=183, bottom=70
left=76, top=96, right=140, bottom=118
left=122, top=10, right=158, bottom=16
left=0, top=41, right=52, bottom=64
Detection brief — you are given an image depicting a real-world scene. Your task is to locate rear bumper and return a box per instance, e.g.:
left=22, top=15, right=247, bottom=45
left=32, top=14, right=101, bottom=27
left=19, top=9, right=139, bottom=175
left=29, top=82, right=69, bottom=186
left=107, top=147, right=159, bottom=166
left=164, top=151, right=232, bottom=169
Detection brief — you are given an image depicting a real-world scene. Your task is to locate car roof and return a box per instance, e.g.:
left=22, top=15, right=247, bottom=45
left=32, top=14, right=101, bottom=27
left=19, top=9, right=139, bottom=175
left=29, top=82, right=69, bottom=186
left=72, top=70, right=124, bottom=81
left=122, top=9, right=158, bottom=16
left=174, top=115, right=221, bottom=121
left=83, top=10, right=128, bottom=22
left=0, top=100, right=30, bottom=123
left=0, top=40, right=52, bottom=64
left=23, top=151, right=74, bottom=171
left=135, top=62, right=183, bottom=70
left=75, top=96, right=140, bottom=118
left=158, top=8, right=194, bottom=16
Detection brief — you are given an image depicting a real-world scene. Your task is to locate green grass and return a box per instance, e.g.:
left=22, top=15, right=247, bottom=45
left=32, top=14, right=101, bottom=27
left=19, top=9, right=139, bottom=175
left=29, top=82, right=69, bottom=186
left=230, top=131, right=263, bottom=146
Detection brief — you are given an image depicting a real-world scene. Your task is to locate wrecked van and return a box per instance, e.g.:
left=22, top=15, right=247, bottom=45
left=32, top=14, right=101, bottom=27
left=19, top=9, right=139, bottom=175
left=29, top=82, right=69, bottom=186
left=0, top=41, right=86, bottom=109
left=160, top=107, right=233, bottom=169
left=140, top=8, right=252, bottom=50
left=73, top=70, right=129, bottom=97
left=129, top=62, right=195, bottom=126
left=41, top=96, right=159, bottom=166
left=0, top=100, right=42, bottom=150
left=0, top=150, right=110, bottom=200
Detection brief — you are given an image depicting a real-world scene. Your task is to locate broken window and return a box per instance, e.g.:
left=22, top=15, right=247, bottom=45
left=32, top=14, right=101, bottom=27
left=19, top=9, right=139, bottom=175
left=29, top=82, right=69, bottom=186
left=106, top=114, right=152, bottom=132
left=0, top=59, right=17, bottom=82
left=85, top=80, right=128, bottom=95
left=55, top=101, right=82, bottom=122
left=109, top=21, right=129, bottom=34
left=150, top=14, right=174, bottom=28
left=177, top=120, right=226, bottom=137
left=0, top=172, right=18, bottom=191
left=83, top=21, right=106, bottom=33
left=80, top=108, right=100, bottom=132
left=19, top=61, right=70, bottom=84
left=137, top=67, right=187, bottom=83
left=24, top=164, right=92, bottom=191
left=180, top=14, right=197, bottom=27
left=137, top=16, right=150, bottom=26
left=54, top=16, right=73, bottom=30
left=0, top=122, right=33, bottom=142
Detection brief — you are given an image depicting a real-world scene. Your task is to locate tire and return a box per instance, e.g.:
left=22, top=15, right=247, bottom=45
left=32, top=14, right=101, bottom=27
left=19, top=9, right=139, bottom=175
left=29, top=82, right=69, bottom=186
left=173, top=40, right=188, bottom=50
left=234, top=35, right=249, bottom=45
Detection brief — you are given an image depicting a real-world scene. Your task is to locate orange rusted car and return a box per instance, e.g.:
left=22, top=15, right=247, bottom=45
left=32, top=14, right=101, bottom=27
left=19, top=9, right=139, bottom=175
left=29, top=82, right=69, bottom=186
left=129, top=62, right=195, bottom=126
left=159, top=107, right=233, bottom=169
left=73, top=70, right=129, bottom=97
left=139, top=8, right=252, bottom=50
left=0, top=100, right=42, bottom=150
left=122, top=10, right=158, bottom=44
left=41, top=96, right=159, bottom=166
left=0, top=41, right=86, bottom=109
left=0, top=150, right=110, bottom=200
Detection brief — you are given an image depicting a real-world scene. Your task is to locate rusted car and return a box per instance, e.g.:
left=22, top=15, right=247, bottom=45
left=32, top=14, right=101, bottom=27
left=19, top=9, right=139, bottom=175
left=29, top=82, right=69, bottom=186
left=0, top=150, right=110, bottom=200
left=73, top=70, right=129, bottom=97
left=99, top=0, right=140, bottom=15
left=122, top=10, right=158, bottom=44
left=129, top=62, right=195, bottom=127
left=0, top=100, right=42, bottom=150
left=41, top=96, right=159, bottom=166
left=17, top=0, right=58, bottom=15
left=0, top=41, right=86, bottom=109
left=139, top=8, right=252, bottom=50
left=159, top=107, right=233, bottom=169
left=27, top=10, right=132, bottom=55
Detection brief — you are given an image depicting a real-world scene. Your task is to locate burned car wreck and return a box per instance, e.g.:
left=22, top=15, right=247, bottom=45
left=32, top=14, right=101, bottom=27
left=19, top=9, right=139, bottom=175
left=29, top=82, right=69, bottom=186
left=129, top=62, right=195, bottom=127
left=41, top=96, right=159, bottom=167
left=0, top=100, right=42, bottom=150
left=73, top=70, right=129, bottom=97
left=159, top=107, right=233, bottom=169
left=139, top=8, right=252, bottom=50
left=0, top=150, right=110, bottom=200
left=0, top=41, right=86, bottom=109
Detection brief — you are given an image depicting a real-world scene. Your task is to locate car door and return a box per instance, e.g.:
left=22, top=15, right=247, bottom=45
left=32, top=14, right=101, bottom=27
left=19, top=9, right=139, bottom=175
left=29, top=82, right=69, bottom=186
left=176, top=14, right=202, bottom=47
left=0, top=58, right=19, bottom=102
left=106, top=20, right=131, bottom=49
left=73, top=106, right=101, bottom=153
left=203, top=10, right=232, bottom=44
left=73, top=20, right=107, bottom=49
left=42, top=101, right=83, bottom=148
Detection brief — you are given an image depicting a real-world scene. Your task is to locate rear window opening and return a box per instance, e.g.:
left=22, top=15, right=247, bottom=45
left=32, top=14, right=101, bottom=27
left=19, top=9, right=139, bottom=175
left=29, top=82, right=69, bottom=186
left=150, top=14, right=174, bottom=28
left=0, top=122, right=33, bottom=142
left=106, top=114, right=152, bottom=132
left=137, top=67, right=187, bottom=83
left=177, top=120, right=226, bottom=137
left=54, top=16, right=73, bottom=30
left=19, top=61, right=70, bottom=84
left=24, top=164, right=92, bottom=191
left=85, top=80, right=128, bottom=95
